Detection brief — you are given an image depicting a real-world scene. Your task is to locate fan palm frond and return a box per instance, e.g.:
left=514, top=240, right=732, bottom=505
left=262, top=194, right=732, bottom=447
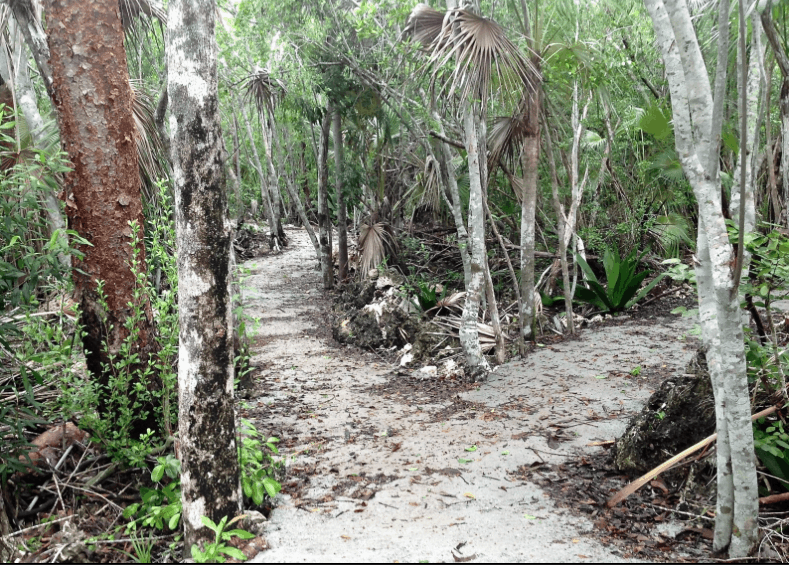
left=487, top=98, right=536, bottom=173
left=119, top=0, right=166, bottom=51
left=358, top=221, right=397, bottom=277
left=419, top=154, right=442, bottom=213
left=243, top=67, right=285, bottom=118
left=130, top=80, right=168, bottom=202
left=405, top=5, right=539, bottom=110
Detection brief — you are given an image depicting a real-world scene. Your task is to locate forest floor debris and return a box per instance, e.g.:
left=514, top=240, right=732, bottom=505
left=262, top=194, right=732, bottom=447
left=242, top=226, right=719, bottom=563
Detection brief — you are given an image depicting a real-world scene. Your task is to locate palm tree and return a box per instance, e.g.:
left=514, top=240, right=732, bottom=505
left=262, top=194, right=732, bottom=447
left=243, top=67, right=288, bottom=247
left=406, top=3, right=537, bottom=379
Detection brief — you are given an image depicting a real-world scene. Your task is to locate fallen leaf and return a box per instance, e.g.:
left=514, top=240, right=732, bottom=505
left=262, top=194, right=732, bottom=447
left=464, top=492, right=475, bottom=499
left=341, top=535, right=351, bottom=540
left=452, top=552, right=477, bottom=562
left=523, top=514, right=536, bottom=520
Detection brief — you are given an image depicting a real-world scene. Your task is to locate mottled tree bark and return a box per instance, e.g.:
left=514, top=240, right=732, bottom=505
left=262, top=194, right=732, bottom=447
left=333, top=110, right=349, bottom=281
left=647, top=0, right=757, bottom=555
left=168, top=0, right=241, bottom=550
left=519, top=87, right=540, bottom=341
left=317, top=110, right=333, bottom=289
left=44, top=0, right=157, bottom=431
left=459, top=100, right=490, bottom=379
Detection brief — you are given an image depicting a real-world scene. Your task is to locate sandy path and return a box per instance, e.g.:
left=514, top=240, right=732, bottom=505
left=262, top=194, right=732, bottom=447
left=242, top=226, right=696, bottom=563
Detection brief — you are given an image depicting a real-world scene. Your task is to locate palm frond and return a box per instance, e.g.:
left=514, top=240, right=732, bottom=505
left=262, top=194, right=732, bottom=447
left=130, top=80, right=168, bottom=202
left=418, top=154, right=442, bottom=213
left=119, top=0, right=166, bottom=51
left=405, top=5, right=539, bottom=110
left=358, top=221, right=397, bottom=277
left=243, top=67, right=285, bottom=118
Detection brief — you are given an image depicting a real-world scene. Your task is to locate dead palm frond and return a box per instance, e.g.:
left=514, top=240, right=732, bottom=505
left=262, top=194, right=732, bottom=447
left=425, top=291, right=466, bottom=315
left=404, top=4, right=539, bottom=110
left=418, top=154, right=442, bottom=213
left=243, top=67, right=285, bottom=118
left=432, top=314, right=499, bottom=352
left=130, top=80, right=168, bottom=202
left=119, top=0, right=166, bottom=53
left=358, top=221, right=398, bottom=277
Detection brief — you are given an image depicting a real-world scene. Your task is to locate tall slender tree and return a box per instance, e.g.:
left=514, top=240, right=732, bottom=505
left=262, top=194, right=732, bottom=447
left=168, top=0, right=241, bottom=550
left=406, top=2, right=536, bottom=378
left=645, top=0, right=757, bottom=555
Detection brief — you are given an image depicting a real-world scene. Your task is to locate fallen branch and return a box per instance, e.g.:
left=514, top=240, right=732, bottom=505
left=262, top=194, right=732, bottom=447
left=607, top=405, right=779, bottom=508
left=759, top=491, right=789, bottom=506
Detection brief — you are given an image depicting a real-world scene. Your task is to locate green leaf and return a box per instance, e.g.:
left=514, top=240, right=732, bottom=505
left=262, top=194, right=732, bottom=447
left=458, top=458, right=474, bottom=464
left=263, top=477, right=281, bottom=498
left=465, top=445, right=478, bottom=452
left=168, top=513, right=181, bottom=530
left=219, top=546, right=247, bottom=560
left=201, top=516, right=219, bottom=532
left=224, top=529, right=256, bottom=540
left=151, top=465, right=165, bottom=483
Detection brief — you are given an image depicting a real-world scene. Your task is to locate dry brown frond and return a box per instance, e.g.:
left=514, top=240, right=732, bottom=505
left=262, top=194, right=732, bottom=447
left=358, top=221, right=397, bottom=277
left=119, top=0, right=166, bottom=50
left=130, top=80, right=168, bottom=202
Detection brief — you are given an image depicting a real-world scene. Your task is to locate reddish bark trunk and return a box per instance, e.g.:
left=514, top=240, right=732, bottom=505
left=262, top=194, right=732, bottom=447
left=44, top=0, right=157, bottom=432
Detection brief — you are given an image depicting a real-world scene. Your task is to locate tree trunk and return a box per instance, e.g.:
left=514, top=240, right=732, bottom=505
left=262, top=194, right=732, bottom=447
left=427, top=95, right=471, bottom=287
left=648, top=0, right=758, bottom=555
left=238, top=98, right=277, bottom=246
left=731, top=10, right=764, bottom=275
left=258, top=113, right=286, bottom=245
left=459, top=100, right=490, bottom=379
left=761, top=6, right=789, bottom=225
left=231, top=111, right=244, bottom=218
left=168, top=0, right=241, bottom=551
left=44, top=0, right=157, bottom=433
left=333, top=110, right=349, bottom=281
left=318, top=110, right=333, bottom=289
left=0, top=483, right=11, bottom=562
left=519, top=86, right=540, bottom=341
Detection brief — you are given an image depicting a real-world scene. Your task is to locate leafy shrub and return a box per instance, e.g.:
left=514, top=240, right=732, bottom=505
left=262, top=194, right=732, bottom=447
left=754, top=418, right=789, bottom=493
left=238, top=419, right=282, bottom=506
left=0, top=133, right=80, bottom=482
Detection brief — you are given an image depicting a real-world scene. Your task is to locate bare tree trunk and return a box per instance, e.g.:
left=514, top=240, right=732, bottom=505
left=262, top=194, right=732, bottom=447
left=0, top=483, right=11, bottom=562
left=238, top=98, right=277, bottom=246
left=258, top=113, right=286, bottom=245
left=731, top=9, right=764, bottom=274
left=318, top=110, right=333, bottom=289
left=44, top=0, right=157, bottom=432
left=427, top=95, right=471, bottom=286
left=333, top=110, right=348, bottom=281
left=7, top=0, right=53, bottom=99
left=545, top=120, right=574, bottom=334
left=231, top=111, right=244, bottom=218
left=649, top=0, right=757, bottom=555
left=519, top=87, right=540, bottom=341
left=168, top=0, right=241, bottom=551
left=761, top=6, right=789, bottom=225
left=459, top=100, right=490, bottom=379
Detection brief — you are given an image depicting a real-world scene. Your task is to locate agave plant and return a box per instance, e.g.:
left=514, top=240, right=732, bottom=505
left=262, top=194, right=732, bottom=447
left=573, top=248, right=665, bottom=313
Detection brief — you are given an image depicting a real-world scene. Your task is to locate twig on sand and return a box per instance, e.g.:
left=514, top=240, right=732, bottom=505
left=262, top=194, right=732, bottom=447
left=607, top=405, right=779, bottom=507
